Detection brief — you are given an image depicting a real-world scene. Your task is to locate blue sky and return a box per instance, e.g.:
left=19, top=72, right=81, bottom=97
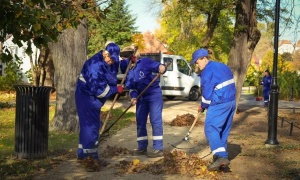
left=126, top=0, right=159, bottom=33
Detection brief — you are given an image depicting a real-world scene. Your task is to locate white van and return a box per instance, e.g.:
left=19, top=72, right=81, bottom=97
left=117, top=52, right=201, bottom=101
left=141, top=52, right=201, bottom=101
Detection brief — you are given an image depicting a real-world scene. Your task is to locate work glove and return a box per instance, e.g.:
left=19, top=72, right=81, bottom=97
left=198, top=105, right=205, bottom=113
left=117, top=85, right=123, bottom=94
left=130, top=55, right=137, bottom=63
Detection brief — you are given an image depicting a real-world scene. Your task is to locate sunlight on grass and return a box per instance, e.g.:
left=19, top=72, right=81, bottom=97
left=0, top=89, right=135, bottom=179
left=0, top=96, right=135, bottom=179
left=0, top=105, right=78, bottom=179
left=0, top=108, right=15, bottom=156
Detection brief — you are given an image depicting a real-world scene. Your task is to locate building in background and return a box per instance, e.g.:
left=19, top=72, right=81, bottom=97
left=294, top=40, right=300, bottom=52
left=278, top=40, right=294, bottom=54
left=140, top=31, right=172, bottom=54
left=1, top=35, right=39, bottom=83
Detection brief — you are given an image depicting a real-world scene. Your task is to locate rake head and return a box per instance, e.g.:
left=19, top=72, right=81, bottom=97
left=171, top=136, right=195, bottom=149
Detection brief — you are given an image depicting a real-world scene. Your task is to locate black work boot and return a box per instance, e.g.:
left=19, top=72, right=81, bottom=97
left=207, top=156, right=230, bottom=171
left=212, top=155, right=218, bottom=162
left=132, top=149, right=147, bottom=156
left=146, top=149, right=164, bottom=158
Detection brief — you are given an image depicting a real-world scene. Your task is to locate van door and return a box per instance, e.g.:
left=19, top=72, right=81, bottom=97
left=160, top=56, right=195, bottom=97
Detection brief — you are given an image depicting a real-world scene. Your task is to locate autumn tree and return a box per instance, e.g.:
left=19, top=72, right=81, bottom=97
left=155, top=0, right=300, bottom=106
left=156, top=0, right=233, bottom=61
left=132, top=33, right=146, bottom=51
left=88, top=0, right=137, bottom=57
left=51, top=0, right=139, bottom=131
left=255, top=50, right=299, bottom=99
left=227, top=0, right=261, bottom=105
left=292, top=49, right=300, bottom=70
left=260, top=51, right=293, bottom=74
left=49, top=19, right=88, bottom=131
left=0, top=0, right=118, bottom=131
left=253, top=22, right=274, bottom=60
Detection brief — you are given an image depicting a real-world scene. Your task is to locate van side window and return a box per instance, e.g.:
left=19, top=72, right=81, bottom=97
left=177, top=59, right=189, bottom=75
left=163, top=57, right=173, bottom=71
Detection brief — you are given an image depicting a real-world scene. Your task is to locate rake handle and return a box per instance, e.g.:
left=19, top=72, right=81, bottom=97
left=100, top=63, right=170, bottom=135
left=183, top=111, right=202, bottom=140
left=100, top=47, right=138, bottom=134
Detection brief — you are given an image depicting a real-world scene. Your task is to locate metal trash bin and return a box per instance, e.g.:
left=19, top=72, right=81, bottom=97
left=14, top=85, right=53, bottom=159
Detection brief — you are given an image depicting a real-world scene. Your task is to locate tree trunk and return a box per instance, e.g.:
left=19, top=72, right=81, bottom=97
left=202, top=3, right=222, bottom=47
left=44, top=54, right=55, bottom=88
left=49, top=19, right=88, bottom=132
left=227, top=0, right=261, bottom=109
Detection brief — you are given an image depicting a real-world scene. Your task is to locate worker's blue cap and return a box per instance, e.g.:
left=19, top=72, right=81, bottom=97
left=105, top=43, right=120, bottom=62
left=190, top=48, right=208, bottom=65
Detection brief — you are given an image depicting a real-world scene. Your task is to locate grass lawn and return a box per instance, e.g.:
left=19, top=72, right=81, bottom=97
left=0, top=91, right=134, bottom=179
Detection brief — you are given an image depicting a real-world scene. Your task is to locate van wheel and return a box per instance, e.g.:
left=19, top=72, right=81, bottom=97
left=188, top=87, right=200, bottom=101
left=165, top=96, right=176, bottom=100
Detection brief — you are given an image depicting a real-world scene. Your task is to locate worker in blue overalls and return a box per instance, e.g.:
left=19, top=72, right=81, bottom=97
left=75, top=43, right=123, bottom=161
left=125, top=51, right=166, bottom=158
left=190, top=48, right=236, bottom=171
left=260, top=70, right=272, bottom=107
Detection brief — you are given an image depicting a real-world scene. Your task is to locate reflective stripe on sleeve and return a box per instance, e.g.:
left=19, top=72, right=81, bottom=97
left=202, top=96, right=211, bottom=104
left=129, top=89, right=138, bottom=93
left=214, top=79, right=234, bottom=90
left=97, top=85, right=110, bottom=98
left=79, top=73, right=86, bottom=83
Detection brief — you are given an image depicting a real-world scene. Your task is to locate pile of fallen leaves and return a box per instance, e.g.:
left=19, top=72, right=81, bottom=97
left=78, top=146, right=131, bottom=172
left=170, top=113, right=204, bottom=126
left=102, top=145, right=131, bottom=157
left=117, top=150, right=220, bottom=179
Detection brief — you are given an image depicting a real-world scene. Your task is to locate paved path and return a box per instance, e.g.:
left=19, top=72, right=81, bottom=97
left=102, top=93, right=300, bottom=160
left=104, top=94, right=300, bottom=123
left=238, top=94, right=300, bottom=108
left=35, top=94, right=300, bottom=180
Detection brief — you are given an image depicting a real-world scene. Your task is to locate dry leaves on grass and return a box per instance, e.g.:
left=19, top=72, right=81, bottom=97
left=100, top=111, right=117, bottom=120
left=77, top=145, right=131, bottom=172
left=170, top=113, right=204, bottom=127
left=279, top=112, right=300, bottom=122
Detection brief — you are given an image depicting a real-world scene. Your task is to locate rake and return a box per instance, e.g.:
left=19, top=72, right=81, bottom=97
left=171, top=111, right=203, bottom=149
left=100, top=47, right=138, bottom=135
left=100, top=63, right=171, bottom=138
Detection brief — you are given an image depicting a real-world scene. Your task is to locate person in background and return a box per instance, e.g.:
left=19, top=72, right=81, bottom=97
left=190, top=48, right=236, bottom=171
left=75, top=42, right=123, bottom=161
left=260, top=70, right=272, bottom=107
left=124, top=49, right=166, bottom=158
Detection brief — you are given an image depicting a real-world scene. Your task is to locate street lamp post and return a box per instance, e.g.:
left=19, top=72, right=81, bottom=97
left=265, top=0, right=280, bottom=146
